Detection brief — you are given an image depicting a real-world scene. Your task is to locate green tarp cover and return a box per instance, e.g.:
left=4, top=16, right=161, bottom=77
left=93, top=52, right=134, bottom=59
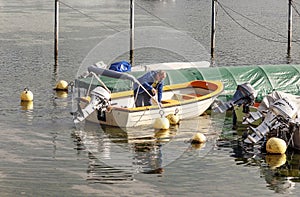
left=76, top=64, right=300, bottom=102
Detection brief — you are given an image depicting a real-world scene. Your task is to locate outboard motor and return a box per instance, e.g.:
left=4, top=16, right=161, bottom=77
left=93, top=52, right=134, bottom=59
left=74, top=86, right=111, bottom=124
left=244, top=98, right=298, bottom=144
left=243, top=91, right=288, bottom=124
left=212, top=82, right=257, bottom=113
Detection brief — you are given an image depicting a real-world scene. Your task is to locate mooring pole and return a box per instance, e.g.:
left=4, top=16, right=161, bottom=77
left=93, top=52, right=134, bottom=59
left=54, top=0, right=59, bottom=66
left=211, top=0, right=216, bottom=59
left=130, top=0, right=134, bottom=66
left=287, top=0, right=293, bottom=56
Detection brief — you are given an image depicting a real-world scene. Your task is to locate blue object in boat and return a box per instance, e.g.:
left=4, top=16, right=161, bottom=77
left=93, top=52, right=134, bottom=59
left=109, top=61, right=131, bottom=72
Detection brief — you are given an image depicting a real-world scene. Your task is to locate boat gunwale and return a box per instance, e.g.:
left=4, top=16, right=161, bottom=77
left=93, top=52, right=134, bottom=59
left=109, top=80, right=223, bottom=113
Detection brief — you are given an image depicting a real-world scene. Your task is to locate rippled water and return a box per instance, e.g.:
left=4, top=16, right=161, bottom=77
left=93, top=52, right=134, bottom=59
left=1, top=0, right=300, bottom=196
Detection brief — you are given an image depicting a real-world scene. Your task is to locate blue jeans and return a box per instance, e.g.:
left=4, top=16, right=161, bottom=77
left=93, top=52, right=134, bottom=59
left=134, top=90, right=154, bottom=107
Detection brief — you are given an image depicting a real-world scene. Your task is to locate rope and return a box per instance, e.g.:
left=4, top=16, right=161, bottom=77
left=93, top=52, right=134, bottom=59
left=135, top=2, right=179, bottom=31
left=86, top=74, right=94, bottom=97
left=59, top=1, right=120, bottom=32
left=217, top=0, right=287, bottom=44
left=292, top=1, right=300, bottom=17
left=133, top=86, right=140, bottom=107
left=89, top=72, right=111, bottom=94
left=89, top=71, right=162, bottom=109
left=134, top=83, right=162, bottom=109
left=220, top=1, right=288, bottom=41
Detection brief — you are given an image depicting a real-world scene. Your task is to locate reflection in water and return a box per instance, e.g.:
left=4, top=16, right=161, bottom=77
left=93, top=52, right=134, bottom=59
left=20, top=101, right=33, bottom=110
left=262, top=154, right=295, bottom=194
left=52, top=91, right=69, bottom=109
left=72, top=123, right=135, bottom=184
left=71, top=116, right=218, bottom=184
left=55, top=90, right=68, bottom=99
left=131, top=131, right=166, bottom=175
left=87, top=152, right=134, bottom=184
left=20, top=101, right=34, bottom=124
left=217, top=135, right=300, bottom=194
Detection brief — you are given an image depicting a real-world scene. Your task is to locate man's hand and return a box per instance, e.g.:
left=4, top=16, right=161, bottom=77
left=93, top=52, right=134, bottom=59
left=151, top=88, right=157, bottom=95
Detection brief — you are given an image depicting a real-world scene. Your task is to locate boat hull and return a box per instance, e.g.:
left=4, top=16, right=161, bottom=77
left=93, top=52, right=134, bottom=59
left=79, top=80, right=223, bottom=128
left=87, top=96, right=216, bottom=127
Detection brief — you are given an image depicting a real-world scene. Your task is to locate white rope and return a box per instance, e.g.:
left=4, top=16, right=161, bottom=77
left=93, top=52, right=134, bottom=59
left=88, top=71, right=161, bottom=109
left=86, top=74, right=94, bottom=97
left=135, top=82, right=162, bottom=109
left=133, top=86, right=140, bottom=107
left=89, top=72, right=111, bottom=93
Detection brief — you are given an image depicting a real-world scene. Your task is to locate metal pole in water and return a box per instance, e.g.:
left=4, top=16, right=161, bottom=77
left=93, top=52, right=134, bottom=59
left=130, top=0, right=135, bottom=66
left=211, top=0, right=216, bottom=59
left=287, top=0, right=292, bottom=57
left=54, top=0, right=59, bottom=66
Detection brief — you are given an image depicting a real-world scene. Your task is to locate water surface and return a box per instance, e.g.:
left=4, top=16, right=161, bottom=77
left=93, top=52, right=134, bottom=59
left=1, top=0, right=300, bottom=196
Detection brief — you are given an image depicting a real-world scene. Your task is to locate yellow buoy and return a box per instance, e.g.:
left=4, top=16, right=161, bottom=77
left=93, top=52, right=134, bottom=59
left=55, top=80, right=68, bottom=91
left=166, top=113, right=180, bottom=125
left=153, top=117, right=170, bottom=130
left=191, top=132, right=207, bottom=144
left=265, top=154, right=286, bottom=169
left=266, top=137, right=287, bottom=154
left=191, top=142, right=206, bottom=150
left=20, top=88, right=33, bottom=101
left=20, top=101, right=33, bottom=110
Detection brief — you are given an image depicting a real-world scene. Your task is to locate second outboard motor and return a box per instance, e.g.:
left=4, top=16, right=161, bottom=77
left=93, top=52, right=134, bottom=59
left=243, top=91, right=288, bottom=124
left=212, top=82, right=257, bottom=113
left=244, top=98, right=298, bottom=144
left=74, top=86, right=111, bottom=124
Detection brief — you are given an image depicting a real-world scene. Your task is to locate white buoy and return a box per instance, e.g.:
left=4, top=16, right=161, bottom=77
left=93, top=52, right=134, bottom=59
left=191, top=132, right=207, bottom=144
left=54, top=80, right=68, bottom=91
left=153, top=117, right=170, bottom=130
left=266, top=137, right=287, bottom=154
left=20, top=88, right=33, bottom=101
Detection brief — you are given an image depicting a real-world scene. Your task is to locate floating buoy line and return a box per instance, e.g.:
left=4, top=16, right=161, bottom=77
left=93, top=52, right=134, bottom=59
left=20, top=79, right=72, bottom=110
left=21, top=79, right=207, bottom=152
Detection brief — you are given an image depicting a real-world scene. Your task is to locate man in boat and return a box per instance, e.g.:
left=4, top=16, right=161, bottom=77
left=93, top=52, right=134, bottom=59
left=133, top=70, right=167, bottom=107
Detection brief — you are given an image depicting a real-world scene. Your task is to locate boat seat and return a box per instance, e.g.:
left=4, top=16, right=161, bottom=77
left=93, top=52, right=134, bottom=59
left=187, top=93, right=202, bottom=97
left=161, top=99, right=180, bottom=105
left=172, top=93, right=197, bottom=101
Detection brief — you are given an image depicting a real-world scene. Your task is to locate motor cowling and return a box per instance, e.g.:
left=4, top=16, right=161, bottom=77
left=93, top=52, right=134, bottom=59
left=212, top=82, right=257, bottom=113
left=74, top=86, right=111, bottom=123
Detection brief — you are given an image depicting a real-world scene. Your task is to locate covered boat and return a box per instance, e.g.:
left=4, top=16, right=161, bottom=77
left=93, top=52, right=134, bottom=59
left=77, top=64, right=300, bottom=101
